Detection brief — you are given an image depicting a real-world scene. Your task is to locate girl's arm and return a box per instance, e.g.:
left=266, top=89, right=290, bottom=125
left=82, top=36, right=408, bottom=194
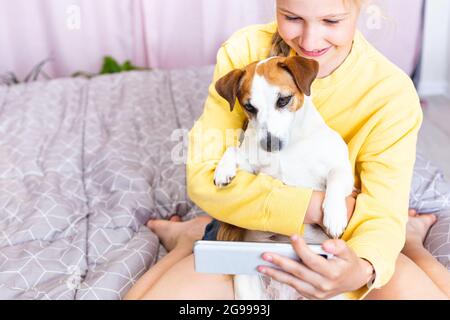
left=341, top=88, right=423, bottom=294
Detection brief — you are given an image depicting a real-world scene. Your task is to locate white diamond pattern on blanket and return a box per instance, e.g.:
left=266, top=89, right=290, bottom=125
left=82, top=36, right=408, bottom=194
left=0, top=68, right=212, bottom=299
left=0, top=66, right=449, bottom=299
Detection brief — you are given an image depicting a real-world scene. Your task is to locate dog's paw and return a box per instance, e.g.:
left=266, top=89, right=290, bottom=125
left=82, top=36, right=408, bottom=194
left=214, top=161, right=236, bottom=188
left=322, top=195, right=348, bottom=239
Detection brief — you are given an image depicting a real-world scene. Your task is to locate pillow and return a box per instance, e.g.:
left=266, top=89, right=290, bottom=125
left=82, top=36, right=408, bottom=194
left=410, top=152, right=450, bottom=270
left=410, top=152, right=450, bottom=214
left=424, top=213, right=450, bottom=271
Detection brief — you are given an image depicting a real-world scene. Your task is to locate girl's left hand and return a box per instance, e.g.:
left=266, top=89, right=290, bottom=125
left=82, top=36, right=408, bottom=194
left=258, top=235, right=374, bottom=300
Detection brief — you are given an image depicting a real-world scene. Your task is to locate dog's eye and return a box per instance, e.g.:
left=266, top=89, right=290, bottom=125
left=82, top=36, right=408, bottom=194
left=277, top=95, right=293, bottom=109
left=243, top=103, right=257, bottom=114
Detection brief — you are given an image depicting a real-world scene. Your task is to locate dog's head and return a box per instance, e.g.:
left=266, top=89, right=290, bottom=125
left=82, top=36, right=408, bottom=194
left=215, top=56, right=319, bottom=152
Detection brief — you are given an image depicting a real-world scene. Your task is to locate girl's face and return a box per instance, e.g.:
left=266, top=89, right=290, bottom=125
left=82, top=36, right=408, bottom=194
left=276, top=0, right=360, bottom=78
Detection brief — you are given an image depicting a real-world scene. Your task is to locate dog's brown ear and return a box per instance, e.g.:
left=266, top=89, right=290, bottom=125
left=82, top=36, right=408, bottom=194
left=215, top=69, right=245, bottom=111
left=216, top=222, right=246, bottom=241
left=277, top=56, right=319, bottom=96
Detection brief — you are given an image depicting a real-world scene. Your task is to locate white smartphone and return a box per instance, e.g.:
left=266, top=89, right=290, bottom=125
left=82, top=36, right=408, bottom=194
left=194, top=240, right=333, bottom=275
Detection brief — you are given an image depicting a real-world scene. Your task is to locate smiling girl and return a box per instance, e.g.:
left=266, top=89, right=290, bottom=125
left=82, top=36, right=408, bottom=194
left=125, top=0, right=450, bottom=300
left=274, top=0, right=359, bottom=78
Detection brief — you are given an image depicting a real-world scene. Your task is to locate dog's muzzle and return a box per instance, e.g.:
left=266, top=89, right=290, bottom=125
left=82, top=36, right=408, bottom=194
left=260, top=132, right=283, bottom=152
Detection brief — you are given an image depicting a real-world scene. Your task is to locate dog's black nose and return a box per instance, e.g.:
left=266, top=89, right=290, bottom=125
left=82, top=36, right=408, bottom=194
left=260, top=133, right=283, bottom=152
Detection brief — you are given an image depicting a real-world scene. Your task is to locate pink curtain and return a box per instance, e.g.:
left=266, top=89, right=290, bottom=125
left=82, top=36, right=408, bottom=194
left=0, top=0, right=274, bottom=78
left=0, top=0, right=138, bottom=79
left=143, top=0, right=275, bottom=69
left=0, top=0, right=423, bottom=79
left=358, top=0, right=424, bottom=77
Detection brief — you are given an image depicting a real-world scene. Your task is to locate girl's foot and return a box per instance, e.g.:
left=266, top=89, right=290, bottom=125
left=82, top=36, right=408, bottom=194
left=403, top=209, right=437, bottom=254
left=147, top=215, right=212, bottom=252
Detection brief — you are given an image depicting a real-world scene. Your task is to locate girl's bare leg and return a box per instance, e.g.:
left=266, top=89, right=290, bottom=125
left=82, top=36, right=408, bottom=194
left=133, top=214, right=234, bottom=300
left=365, top=210, right=449, bottom=300
left=140, top=254, right=235, bottom=300
left=123, top=215, right=213, bottom=300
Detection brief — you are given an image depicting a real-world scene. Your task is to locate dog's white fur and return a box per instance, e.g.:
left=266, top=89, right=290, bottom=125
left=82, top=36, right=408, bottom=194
left=214, top=57, right=354, bottom=300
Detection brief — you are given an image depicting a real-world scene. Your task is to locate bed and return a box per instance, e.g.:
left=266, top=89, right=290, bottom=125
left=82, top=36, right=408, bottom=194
left=0, top=66, right=448, bottom=299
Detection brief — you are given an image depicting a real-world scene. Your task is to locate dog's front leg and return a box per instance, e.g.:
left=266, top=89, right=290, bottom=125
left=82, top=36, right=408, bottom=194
left=214, top=147, right=238, bottom=187
left=214, top=145, right=255, bottom=187
left=322, top=166, right=354, bottom=238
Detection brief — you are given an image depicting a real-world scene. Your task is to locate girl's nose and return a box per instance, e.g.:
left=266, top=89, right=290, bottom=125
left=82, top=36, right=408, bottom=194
left=299, top=25, right=319, bottom=51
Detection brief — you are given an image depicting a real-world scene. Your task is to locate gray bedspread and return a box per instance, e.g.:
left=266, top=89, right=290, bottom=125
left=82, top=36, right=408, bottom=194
left=0, top=68, right=210, bottom=299
left=0, top=67, right=449, bottom=299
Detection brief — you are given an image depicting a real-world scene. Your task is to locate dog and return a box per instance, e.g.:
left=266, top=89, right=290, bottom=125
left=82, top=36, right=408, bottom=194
left=213, top=55, right=354, bottom=300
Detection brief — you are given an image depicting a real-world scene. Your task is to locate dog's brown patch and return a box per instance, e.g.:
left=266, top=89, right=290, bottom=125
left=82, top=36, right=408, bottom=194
left=235, top=62, right=258, bottom=118
left=238, top=62, right=257, bottom=102
left=255, top=57, right=306, bottom=112
left=217, top=222, right=246, bottom=242
left=215, top=56, right=317, bottom=116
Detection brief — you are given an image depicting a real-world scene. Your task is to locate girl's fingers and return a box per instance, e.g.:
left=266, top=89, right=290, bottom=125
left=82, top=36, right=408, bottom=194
left=290, top=236, right=333, bottom=277
left=258, top=266, right=317, bottom=300
left=262, top=252, right=326, bottom=289
left=322, top=239, right=354, bottom=261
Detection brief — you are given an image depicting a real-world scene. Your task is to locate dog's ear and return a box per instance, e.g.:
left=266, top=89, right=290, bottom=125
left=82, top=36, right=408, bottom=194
left=277, top=56, right=319, bottom=96
left=215, top=69, right=245, bottom=111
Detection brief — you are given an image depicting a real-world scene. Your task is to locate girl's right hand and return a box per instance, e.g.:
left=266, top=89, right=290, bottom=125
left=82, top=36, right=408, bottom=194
left=345, top=190, right=359, bottom=221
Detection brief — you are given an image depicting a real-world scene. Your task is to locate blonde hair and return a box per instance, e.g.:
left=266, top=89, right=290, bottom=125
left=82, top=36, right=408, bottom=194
left=345, top=0, right=363, bottom=10
left=269, top=0, right=365, bottom=57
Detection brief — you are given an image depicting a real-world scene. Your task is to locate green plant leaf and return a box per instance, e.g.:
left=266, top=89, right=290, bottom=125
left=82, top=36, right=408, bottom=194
left=121, top=60, right=136, bottom=71
left=72, top=56, right=150, bottom=79
left=101, top=56, right=122, bottom=74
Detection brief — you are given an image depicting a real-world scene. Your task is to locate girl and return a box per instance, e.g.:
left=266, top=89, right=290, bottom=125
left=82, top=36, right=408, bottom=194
left=125, top=0, right=450, bottom=299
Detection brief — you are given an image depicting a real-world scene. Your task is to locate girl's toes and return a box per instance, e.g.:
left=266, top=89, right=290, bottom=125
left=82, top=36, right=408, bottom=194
left=408, top=209, right=417, bottom=217
left=423, top=213, right=437, bottom=226
left=169, top=215, right=182, bottom=222
left=146, top=219, right=166, bottom=232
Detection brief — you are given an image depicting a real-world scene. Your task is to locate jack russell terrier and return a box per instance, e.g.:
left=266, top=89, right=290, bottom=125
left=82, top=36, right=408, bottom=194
left=213, top=55, right=354, bottom=300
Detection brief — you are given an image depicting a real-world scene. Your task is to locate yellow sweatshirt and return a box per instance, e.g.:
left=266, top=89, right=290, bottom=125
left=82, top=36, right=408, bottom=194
left=187, top=22, right=423, bottom=299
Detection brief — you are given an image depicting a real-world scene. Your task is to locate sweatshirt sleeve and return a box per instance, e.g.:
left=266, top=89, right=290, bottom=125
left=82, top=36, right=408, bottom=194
left=187, top=43, right=313, bottom=235
left=342, top=83, right=423, bottom=298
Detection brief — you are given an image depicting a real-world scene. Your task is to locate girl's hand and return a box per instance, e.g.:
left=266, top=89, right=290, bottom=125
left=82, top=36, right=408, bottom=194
left=258, top=236, right=374, bottom=300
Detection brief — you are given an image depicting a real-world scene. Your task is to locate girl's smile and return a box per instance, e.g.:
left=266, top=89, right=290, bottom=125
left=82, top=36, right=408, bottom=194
left=299, top=45, right=332, bottom=57
left=276, top=0, right=360, bottom=78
